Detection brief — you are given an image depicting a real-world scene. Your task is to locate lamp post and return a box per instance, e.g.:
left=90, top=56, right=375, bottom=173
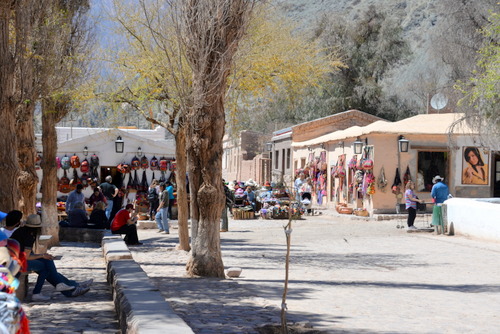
left=115, top=136, right=124, bottom=153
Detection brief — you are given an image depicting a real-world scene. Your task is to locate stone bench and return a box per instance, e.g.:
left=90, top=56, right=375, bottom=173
left=59, top=226, right=108, bottom=243
left=102, top=236, right=133, bottom=262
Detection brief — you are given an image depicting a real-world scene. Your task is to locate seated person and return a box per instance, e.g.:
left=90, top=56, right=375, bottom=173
left=88, top=188, right=107, bottom=208
left=88, top=201, right=109, bottom=229
left=11, top=214, right=92, bottom=301
left=64, top=202, right=88, bottom=228
left=111, top=204, right=142, bottom=246
left=244, top=186, right=256, bottom=210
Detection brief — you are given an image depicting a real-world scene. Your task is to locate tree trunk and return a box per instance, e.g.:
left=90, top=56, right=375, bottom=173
left=185, top=96, right=226, bottom=278
left=0, top=4, right=20, bottom=212
left=175, top=121, right=191, bottom=251
left=40, top=98, right=68, bottom=247
left=17, top=102, right=38, bottom=216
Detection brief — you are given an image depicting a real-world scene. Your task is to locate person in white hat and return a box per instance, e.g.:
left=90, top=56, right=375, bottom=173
left=431, top=175, right=449, bottom=204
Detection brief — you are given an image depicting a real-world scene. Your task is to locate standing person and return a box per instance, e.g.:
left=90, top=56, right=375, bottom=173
left=110, top=204, right=142, bottom=246
left=147, top=179, right=159, bottom=221
left=65, top=184, right=85, bottom=214
left=463, top=147, right=488, bottom=184
left=294, top=172, right=306, bottom=203
left=11, top=214, right=92, bottom=301
left=431, top=175, right=449, bottom=204
left=155, top=183, right=169, bottom=234
left=88, top=201, right=109, bottom=229
left=404, top=181, right=422, bottom=230
left=221, top=180, right=233, bottom=232
left=166, top=181, right=175, bottom=219
left=88, top=188, right=106, bottom=208
left=99, top=176, right=118, bottom=220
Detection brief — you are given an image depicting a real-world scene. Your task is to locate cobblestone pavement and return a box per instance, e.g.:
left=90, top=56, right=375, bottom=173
left=22, top=242, right=119, bottom=334
left=131, top=214, right=500, bottom=334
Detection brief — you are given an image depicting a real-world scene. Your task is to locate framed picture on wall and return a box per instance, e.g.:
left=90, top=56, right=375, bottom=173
left=462, top=146, right=489, bottom=185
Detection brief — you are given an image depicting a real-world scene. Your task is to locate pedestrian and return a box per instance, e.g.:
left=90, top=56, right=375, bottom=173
left=404, top=180, right=423, bottom=230
left=165, top=181, right=175, bottom=219
left=147, top=179, right=159, bottom=221
left=65, top=184, right=85, bottom=214
left=431, top=175, right=449, bottom=204
left=155, top=183, right=169, bottom=234
left=110, top=204, right=142, bottom=246
left=221, top=180, right=233, bottom=232
left=99, top=176, right=118, bottom=220
left=294, top=172, right=306, bottom=203
left=11, top=214, right=92, bottom=301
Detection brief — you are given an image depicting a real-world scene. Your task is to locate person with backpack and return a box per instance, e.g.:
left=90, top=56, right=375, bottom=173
left=147, top=179, right=159, bottom=221
left=99, top=176, right=118, bottom=220
left=165, top=181, right=175, bottom=219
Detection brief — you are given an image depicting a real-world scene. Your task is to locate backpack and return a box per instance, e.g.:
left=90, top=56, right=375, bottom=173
left=61, top=155, right=71, bottom=170
left=58, top=170, right=71, bottom=193
left=80, top=158, right=90, bottom=173
left=56, top=156, right=61, bottom=169
left=70, top=154, right=80, bottom=168
left=147, top=187, right=158, bottom=201
left=90, top=154, right=99, bottom=168
left=35, top=154, right=42, bottom=170
left=150, top=156, right=159, bottom=171
left=159, top=157, right=168, bottom=171
left=140, top=156, right=149, bottom=170
left=131, top=156, right=140, bottom=170
left=80, top=173, right=90, bottom=188
left=117, top=163, right=130, bottom=174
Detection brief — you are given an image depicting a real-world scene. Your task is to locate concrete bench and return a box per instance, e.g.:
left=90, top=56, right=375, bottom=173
left=59, top=226, right=107, bottom=243
left=102, top=236, right=133, bottom=262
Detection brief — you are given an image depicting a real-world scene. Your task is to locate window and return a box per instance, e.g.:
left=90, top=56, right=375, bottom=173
left=275, top=150, right=279, bottom=170
left=417, top=151, right=448, bottom=192
left=286, top=149, right=291, bottom=169
left=301, top=158, right=306, bottom=168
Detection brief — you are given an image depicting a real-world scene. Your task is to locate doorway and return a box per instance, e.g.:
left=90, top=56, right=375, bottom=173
left=100, top=167, right=123, bottom=189
left=493, top=153, right=500, bottom=197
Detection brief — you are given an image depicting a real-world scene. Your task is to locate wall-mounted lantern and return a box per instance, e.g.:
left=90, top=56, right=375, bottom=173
left=115, top=136, right=124, bottom=153
left=265, top=142, right=273, bottom=151
left=398, top=135, right=410, bottom=153
left=83, top=146, right=88, bottom=157
left=353, top=137, right=364, bottom=155
left=137, top=147, right=142, bottom=157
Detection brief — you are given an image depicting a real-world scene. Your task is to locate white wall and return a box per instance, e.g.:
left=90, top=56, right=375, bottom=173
left=445, top=197, right=500, bottom=242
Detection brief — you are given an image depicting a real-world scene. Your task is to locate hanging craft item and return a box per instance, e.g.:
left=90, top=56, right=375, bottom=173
left=117, top=162, right=130, bottom=174
left=151, top=171, right=156, bottom=183
left=348, top=155, right=357, bottom=170
left=56, top=156, right=62, bottom=169
left=159, top=157, right=168, bottom=171
left=140, top=156, right=149, bottom=170
left=362, top=159, right=373, bottom=170
left=377, top=166, right=388, bottom=191
left=140, top=170, right=149, bottom=192
left=90, top=154, right=99, bottom=179
left=70, top=154, right=80, bottom=169
left=403, top=165, right=412, bottom=186
left=131, top=156, right=141, bottom=171
left=35, top=153, right=42, bottom=170
left=150, top=156, right=159, bottom=171
left=80, top=158, right=90, bottom=173
left=58, top=170, right=71, bottom=193
left=391, top=168, right=402, bottom=196
left=69, top=168, right=81, bottom=190
left=126, top=172, right=134, bottom=190
left=132, top=170, right=140, bottom=190
left=365, top=172, right=376, bottom=195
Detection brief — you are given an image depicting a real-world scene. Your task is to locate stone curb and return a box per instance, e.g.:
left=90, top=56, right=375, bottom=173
left=102, top=237, right=194, bottom=334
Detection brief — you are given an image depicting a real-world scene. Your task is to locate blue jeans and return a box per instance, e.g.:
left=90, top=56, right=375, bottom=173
left=27, top=258, right=77, bottom=296
left=155, top=207, right=169, bottom=232
left=105, top=200, right=114, bottom=219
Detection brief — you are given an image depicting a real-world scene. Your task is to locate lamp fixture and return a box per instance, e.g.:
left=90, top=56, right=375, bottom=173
left=115, top=136, right=124, bottom=153
left=338, top=141, right=344, bottom=149
left=353, top=137, right=364, bottom=155
left=320, top=143, right=325, bottom=150
left=137, top=147, right=142, bottom=157
left=398, top=135, right=409, bottom=153
left=307, top=146, right=313, bottom=152
left=83, top=146, right=88, bottom=157
left=265, top=142, right=273, bottom=151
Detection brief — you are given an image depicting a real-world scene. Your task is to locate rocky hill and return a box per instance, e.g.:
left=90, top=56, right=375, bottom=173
left=274, top=0, right=498, bottom=111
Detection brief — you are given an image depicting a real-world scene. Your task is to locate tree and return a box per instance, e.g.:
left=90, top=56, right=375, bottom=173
left=180, top=0, right=254, bottom=278
left=456, top=9, right=500, bottom=149
left=312, top=6, right=411, bottom=120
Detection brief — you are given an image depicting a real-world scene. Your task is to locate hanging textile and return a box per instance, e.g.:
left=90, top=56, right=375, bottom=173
left=403, top=165, right=412, bottom=186
left=377, top=167, right=387, bottom=191
left=391, top=168, right=402, bottom=195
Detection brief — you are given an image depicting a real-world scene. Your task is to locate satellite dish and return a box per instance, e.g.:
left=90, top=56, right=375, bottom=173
left=430, top=93, right=448, bottom=110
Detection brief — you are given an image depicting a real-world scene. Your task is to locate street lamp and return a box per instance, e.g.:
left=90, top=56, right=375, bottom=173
left=115, top=136, right=124, bottom=153
left=353, top=137, right=364, bottom=155
left=398, top=135, right=409, bottom=153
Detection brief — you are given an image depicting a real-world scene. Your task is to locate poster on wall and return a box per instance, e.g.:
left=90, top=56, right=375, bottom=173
left=462, top=146, right=489, bottom=185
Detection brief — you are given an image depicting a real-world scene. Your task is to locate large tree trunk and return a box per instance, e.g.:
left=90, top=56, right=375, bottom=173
left=0, top=3, right=20, bottom=212
left=175, top=121, right=191, bottom=251
left=40, top=98, right=68, bottom=247
left=17, top=102, right=38, bottom=216
left=185, top=97, right=226, bottom=278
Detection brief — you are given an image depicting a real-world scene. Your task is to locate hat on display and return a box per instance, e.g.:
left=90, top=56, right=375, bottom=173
left=432, top=175, right=444, bottom=184
left=246, top=179, right=256, bottom=187
left=25, top=214, right=42, bottom=228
